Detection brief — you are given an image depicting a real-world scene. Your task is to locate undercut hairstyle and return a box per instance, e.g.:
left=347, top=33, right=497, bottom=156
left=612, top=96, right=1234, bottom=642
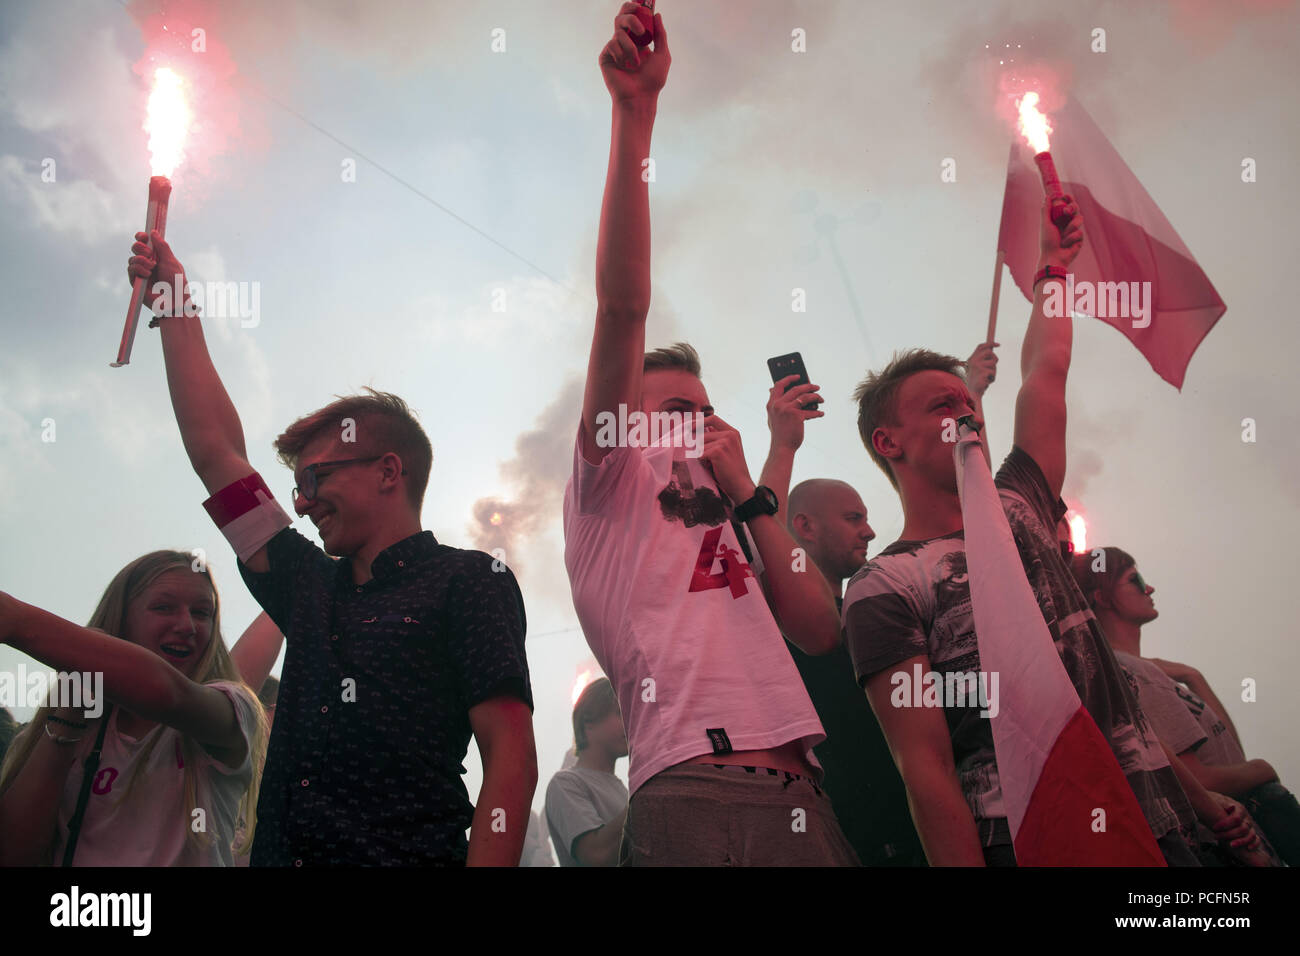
left=643, top=342, right=702, bottom=378
left=852, top=349, right=967, bottom=490
left=1070, top=547, right=1138, bottom=610
left=572, top=678, right=619, bottom=753
left=273, top=388, right=433, bottom=512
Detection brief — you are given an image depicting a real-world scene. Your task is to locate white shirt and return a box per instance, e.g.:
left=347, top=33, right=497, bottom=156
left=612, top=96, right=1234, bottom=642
left=53, top=681, right=258, bottom=866
left=545, top=767, right=628, bottom=866
left=563, top=428, right=823, bottom=794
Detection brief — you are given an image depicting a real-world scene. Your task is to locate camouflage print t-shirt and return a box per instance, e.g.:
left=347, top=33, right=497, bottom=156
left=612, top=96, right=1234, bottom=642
left=843, top=446, right=1193, bottom=847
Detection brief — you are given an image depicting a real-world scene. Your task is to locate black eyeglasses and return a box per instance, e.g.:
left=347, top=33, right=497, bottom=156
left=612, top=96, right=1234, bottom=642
left=292, top=456, right=400, bottom=506
left=1131, top=570, right=1149, bottom=593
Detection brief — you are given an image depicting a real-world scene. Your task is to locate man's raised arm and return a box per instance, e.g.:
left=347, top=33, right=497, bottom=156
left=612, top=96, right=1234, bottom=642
left=1012, top=199, right=1084, bottom=498
left=127, top=231, right=273, bottom=573
left=581, top=5, right=669, bottom=465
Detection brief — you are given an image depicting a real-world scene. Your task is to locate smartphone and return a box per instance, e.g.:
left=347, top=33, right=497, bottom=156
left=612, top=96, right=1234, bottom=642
left=767, top=352, right=820, bottom=411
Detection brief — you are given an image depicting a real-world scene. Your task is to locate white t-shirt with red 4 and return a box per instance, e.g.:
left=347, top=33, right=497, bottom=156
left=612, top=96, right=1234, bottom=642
left=563, top=429, right=824, bottom=794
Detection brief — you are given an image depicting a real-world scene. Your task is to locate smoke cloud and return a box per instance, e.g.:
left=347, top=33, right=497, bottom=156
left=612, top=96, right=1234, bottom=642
left=468, top=375, right=584, bottom=566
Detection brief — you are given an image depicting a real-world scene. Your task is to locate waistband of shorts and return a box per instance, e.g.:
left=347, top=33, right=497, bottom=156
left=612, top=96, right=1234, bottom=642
left=706, top=763, right=824, bottom=796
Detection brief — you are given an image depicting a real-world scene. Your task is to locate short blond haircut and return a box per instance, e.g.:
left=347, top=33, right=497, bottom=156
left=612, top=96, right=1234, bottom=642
left=852, top=349, right=967, bottom=491
left=643, top=342, right=701, bottom=377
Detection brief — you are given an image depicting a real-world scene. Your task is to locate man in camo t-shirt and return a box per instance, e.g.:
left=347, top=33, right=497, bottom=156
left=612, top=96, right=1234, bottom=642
left=842, top=197, right=1197, bottom=865
left=844, top=447, right=1192, bottom=861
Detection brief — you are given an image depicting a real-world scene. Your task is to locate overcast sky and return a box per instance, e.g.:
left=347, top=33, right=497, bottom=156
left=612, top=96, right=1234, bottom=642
left=2, top=0, right=1297, bottom=841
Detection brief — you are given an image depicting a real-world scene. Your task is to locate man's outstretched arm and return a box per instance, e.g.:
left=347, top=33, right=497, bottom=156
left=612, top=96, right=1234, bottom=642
left=1012, top=199, right=1084, bottom=498
left=581, top=5, right=670, bottom=465
left=128, top=231, right=272, bottom=573
left=759, top=373, right=823, bottom=527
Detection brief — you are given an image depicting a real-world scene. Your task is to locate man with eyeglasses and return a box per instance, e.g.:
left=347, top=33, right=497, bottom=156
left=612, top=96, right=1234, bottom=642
left=127, top=232, right=537, bottom=867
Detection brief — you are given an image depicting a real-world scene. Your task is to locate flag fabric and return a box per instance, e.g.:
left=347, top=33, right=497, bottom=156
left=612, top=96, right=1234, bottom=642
left=954, top=429, right=1166, bottom=865
left=996, top=97, right=1225, bottom=390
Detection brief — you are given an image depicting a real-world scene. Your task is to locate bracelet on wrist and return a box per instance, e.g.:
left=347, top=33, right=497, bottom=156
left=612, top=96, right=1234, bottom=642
left=1033, top=264, right=1069, bottom=290
left=44, top=721, right=85, bottom=745
left=149, top=300, right=201, bottom=327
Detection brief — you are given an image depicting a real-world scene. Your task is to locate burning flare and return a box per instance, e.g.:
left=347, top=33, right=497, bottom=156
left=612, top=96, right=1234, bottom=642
left=1068, top=513, right=1088, bottom=555
left=1016, top=90, right=1069, bottom=231
left=490, top=512, right=503, bottom=526
left=146, top=67, right=190, bottom=177
left=1016, top=91, right=1052, bottom=154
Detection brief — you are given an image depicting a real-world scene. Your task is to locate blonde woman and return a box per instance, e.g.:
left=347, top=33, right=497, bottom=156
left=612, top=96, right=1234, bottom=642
left=0, top=551, right=267, bottom=866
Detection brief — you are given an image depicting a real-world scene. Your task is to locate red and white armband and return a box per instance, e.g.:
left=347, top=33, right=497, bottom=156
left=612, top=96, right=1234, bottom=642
left=202, top=473, right=292, bottom=564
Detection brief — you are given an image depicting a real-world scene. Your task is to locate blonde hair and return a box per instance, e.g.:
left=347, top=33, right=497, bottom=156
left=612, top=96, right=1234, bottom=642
left=852, top=349, right=967, bottom=491
left=643, top=342, right=702, bottom=377
left=0, top=551, right=269, bottom=861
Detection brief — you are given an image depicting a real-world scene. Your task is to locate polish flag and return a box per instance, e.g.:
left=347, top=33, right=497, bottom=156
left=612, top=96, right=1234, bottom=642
left=955, top=430, right=1165, bottom=865
left=997, top=97, right=1225, bottom=390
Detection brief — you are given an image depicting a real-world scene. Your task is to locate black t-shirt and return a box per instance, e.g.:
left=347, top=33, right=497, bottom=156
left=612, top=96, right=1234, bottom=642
left=787, top=599, right=926, bottom=866
left=240, top=527, right=532, bottom=866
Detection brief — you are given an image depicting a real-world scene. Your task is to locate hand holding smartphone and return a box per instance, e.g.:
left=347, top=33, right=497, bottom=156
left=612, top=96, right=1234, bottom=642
left=767, top=352, right=821, bottom=412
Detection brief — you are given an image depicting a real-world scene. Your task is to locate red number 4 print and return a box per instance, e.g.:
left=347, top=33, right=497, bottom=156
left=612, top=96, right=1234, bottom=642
left=689, top=526, right=755, bottom=599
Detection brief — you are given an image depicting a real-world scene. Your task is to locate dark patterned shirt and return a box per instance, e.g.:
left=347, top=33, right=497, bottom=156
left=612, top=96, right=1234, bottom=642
left=238, top=527, right=532, bottom=866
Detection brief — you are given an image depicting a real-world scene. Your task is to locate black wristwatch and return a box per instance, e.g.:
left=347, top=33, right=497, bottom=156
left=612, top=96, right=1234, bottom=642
left=734, top=486, right=779, bottom=523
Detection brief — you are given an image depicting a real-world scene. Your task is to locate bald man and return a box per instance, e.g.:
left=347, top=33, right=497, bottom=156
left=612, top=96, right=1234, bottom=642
left=788, top=480, right=875, bottom=585
left=777, top=478, right=925, bottom=865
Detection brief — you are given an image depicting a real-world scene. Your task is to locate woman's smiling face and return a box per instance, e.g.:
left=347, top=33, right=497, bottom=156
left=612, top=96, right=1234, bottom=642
left=124, top=569, right=216, bottom=678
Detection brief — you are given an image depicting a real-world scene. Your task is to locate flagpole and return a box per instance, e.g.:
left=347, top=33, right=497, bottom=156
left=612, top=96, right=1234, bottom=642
left=986, top=248, right=1005, bottom=344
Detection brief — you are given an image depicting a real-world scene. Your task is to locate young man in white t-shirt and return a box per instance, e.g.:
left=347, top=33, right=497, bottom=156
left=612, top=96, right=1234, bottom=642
left=545, top=678, right=628, bottom=867
left=563, top=5, right=854, bottom=866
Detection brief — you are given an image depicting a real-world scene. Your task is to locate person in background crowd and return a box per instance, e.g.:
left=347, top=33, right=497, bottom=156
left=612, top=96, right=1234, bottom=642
left=545, top=678, right=628, bottom=866
left=1075, top=547, right=1300, bottom=865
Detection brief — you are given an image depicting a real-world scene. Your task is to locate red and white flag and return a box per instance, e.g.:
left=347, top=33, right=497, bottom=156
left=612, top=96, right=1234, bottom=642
left=954, top=430, right=1165, bottom=865
left=997, top=97, right=1225, bottom=390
